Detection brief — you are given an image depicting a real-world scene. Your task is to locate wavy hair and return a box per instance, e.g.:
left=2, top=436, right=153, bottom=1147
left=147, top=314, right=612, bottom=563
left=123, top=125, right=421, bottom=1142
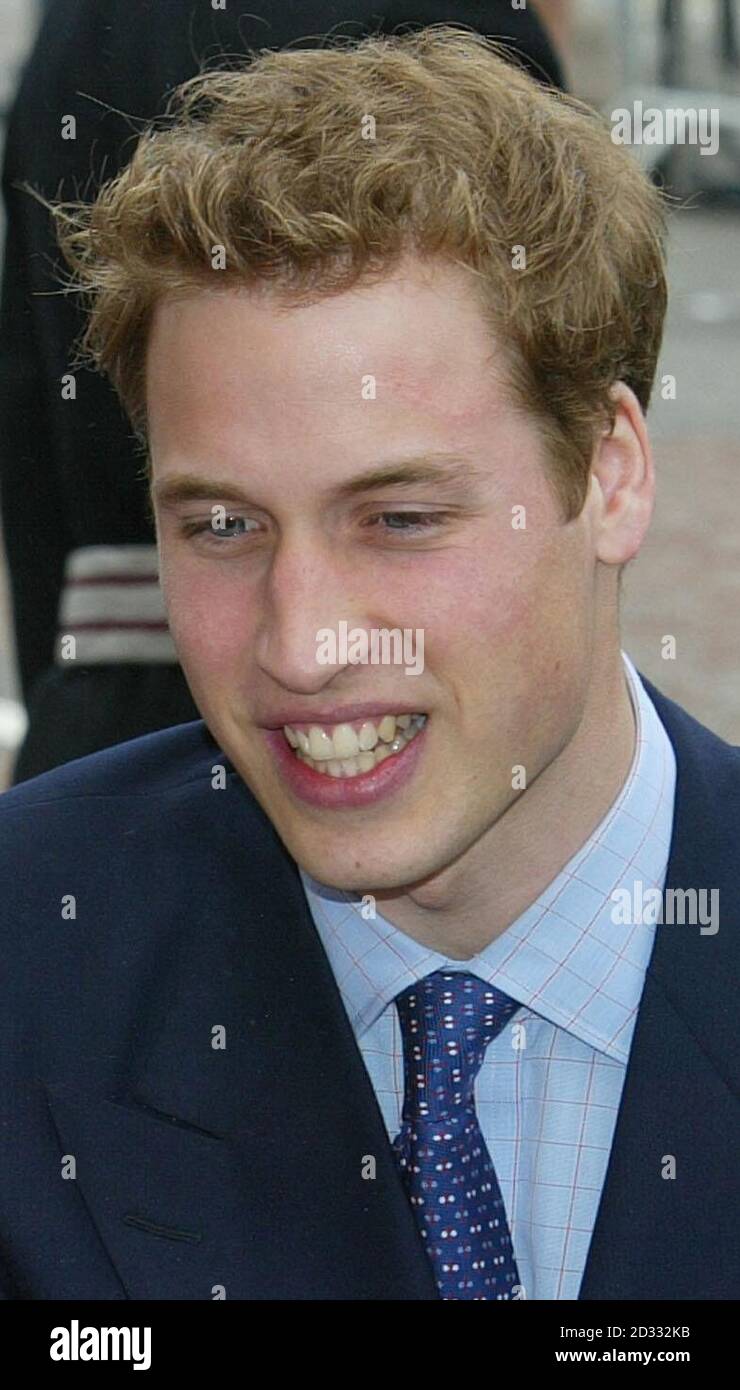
left=44, top=23, right=670, bottom=519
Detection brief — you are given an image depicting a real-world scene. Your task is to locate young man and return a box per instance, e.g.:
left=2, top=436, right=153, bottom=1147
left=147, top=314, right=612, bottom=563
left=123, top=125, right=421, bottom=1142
left=1, top=27, right=737, bottom=1302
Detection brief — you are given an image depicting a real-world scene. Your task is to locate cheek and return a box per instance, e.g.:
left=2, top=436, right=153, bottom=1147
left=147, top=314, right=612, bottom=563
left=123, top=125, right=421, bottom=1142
left=160, top=556, right=254, bottom=677
left=494, top=540, right=593, bottom=730
left=417, top=529, right=591, bottom=722
left=409, top=540, right=557, bottom=658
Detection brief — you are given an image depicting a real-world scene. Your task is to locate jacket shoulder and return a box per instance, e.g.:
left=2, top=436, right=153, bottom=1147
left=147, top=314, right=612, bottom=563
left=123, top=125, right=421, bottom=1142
left=639, top=672, right=734, bottom=761
left=0, top=720, right=225, bottom=813
left=0, top=720, right=290, bottom=982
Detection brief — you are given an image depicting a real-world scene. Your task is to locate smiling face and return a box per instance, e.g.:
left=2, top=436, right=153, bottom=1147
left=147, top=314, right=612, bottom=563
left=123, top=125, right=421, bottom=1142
left=148, top=256, right=606, bottom=893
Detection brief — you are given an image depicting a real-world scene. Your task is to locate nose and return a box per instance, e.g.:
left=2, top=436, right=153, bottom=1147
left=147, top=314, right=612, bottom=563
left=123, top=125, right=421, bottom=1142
left=253, top=531, right=369, bottom=693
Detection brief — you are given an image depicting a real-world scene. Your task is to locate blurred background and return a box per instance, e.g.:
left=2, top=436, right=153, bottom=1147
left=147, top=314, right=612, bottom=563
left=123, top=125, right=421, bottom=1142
left=0, top=0, right=738, bottom=791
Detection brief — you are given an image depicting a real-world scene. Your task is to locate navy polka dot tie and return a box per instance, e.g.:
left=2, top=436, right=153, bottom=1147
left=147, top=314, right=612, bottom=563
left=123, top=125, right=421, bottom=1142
left=392, top=970, right=521, bottom=1300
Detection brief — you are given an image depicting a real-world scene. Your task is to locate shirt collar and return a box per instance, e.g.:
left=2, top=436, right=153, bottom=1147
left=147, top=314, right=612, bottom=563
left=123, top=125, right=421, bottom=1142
left=300, top=652, right=676, bottom=1062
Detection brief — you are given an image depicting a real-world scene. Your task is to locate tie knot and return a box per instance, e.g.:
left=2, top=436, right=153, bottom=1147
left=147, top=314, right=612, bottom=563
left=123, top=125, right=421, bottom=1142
left=394, top=970, right=519, bottom=1121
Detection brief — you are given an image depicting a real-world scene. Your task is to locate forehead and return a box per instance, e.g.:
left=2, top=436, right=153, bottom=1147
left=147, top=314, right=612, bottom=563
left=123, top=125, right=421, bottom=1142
left=145, top=255, right=514, bottom=441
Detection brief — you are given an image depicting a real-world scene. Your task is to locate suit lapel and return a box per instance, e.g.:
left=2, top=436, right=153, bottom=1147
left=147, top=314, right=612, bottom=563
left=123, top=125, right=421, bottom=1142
left=46, top=775, right=439, bottom=1299
left=580, top=680, right=739, bottom=1298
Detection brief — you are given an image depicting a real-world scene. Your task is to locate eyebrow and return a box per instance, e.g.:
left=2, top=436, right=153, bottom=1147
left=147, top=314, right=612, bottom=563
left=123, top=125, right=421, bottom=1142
left=151, top=453, right=488, bottom=508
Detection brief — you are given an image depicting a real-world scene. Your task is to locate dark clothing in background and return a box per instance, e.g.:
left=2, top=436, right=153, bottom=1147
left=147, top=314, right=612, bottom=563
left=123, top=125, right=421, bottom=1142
left=11, top=665, right=199, bottom=783
left=0, top=1, right=564, bottom=783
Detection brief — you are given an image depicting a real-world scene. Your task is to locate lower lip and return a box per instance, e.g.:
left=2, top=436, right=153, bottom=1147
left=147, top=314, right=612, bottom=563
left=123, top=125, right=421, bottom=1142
left=262, top=721, right=428, bottom=809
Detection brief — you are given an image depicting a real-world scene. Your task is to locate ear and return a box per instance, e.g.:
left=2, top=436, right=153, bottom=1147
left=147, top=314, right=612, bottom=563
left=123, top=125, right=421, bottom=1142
left=589, top=382, right=655, bottom=566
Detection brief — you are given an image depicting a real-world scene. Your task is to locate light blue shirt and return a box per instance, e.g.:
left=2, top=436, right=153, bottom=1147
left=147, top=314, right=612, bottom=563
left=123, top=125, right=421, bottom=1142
left=300, top=652, right=677, bottom=1299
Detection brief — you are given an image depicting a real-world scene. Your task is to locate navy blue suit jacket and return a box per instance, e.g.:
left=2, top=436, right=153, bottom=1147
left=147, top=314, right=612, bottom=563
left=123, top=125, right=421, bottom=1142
left=1, top=677, right=738, bottom=1299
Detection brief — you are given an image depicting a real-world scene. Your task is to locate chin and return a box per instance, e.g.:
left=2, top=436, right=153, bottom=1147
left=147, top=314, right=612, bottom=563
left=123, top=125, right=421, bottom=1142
left=293, top=839, right=443, bottom=895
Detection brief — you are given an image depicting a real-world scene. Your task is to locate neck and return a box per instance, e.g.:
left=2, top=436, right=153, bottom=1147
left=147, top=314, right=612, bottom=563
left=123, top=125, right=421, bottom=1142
left=371, top=646, right=637, bottom=959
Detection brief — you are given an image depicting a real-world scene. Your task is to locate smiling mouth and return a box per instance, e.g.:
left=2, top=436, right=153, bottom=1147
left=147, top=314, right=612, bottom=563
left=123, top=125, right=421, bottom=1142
left=283, top=712, right=427, bottom=778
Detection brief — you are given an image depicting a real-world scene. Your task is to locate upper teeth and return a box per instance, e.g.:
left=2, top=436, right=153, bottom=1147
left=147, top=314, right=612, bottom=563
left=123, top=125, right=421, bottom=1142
left=284, top=713, right=422, bottom=761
